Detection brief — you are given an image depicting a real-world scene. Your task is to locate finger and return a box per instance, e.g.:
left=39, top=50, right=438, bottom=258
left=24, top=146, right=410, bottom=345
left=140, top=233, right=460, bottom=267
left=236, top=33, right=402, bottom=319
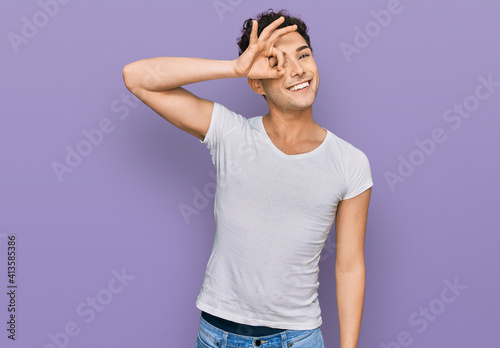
left=249, top=19, right=258, bottom=45
left=272, top=47, right=285, bottom=71
left=267, top=24, right=298, bottom=45
left=259, top=16, right=285, bottom=40
left=273, top=64, right=287, bottom=78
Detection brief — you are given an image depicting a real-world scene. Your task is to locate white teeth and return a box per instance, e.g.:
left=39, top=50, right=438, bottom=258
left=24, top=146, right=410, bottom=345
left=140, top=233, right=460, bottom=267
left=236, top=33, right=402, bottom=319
left=289, top=81, right=309, bottom=91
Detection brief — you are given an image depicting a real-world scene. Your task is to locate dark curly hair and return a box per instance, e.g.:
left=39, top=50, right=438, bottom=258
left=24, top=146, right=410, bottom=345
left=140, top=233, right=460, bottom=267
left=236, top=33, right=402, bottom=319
left=236, top=9, right=312, bottom=57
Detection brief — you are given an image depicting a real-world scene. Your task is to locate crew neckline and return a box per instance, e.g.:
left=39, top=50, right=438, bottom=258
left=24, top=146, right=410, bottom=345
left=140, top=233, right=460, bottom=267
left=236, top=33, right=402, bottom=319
left=258, top=116, right=330, bottom=159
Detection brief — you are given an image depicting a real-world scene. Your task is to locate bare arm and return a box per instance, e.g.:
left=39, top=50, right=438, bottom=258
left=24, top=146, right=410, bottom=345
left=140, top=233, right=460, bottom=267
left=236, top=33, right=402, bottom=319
left=122, top=58, right=236, bottom=141
left=121, top=16, right=297, bottom=141
left=335, top=187, right=372, bottom=348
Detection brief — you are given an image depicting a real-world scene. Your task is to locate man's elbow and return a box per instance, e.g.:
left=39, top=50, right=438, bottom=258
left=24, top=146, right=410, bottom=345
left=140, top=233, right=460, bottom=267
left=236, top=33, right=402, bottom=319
left=335, top=259, right=365, bottom=274
left=122, top=63, right=137, bottom=92
left=122, top=63, right=148, bottom=94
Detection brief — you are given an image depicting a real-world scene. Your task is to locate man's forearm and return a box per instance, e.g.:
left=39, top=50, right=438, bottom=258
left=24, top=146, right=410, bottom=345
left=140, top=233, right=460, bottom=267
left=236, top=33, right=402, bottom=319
left=122, top=57, right=241, bottom=92
left=336, top=264, right=365, bottom=348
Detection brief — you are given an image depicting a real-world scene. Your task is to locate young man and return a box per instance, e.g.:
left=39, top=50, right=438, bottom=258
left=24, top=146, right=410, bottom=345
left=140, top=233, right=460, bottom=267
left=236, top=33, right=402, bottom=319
left=123, top=9, right=373, bottom=348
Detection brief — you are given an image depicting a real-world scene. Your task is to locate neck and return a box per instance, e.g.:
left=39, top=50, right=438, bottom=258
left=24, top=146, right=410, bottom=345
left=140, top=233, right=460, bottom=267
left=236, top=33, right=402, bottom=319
left=263, top=105, right=317, bottom=143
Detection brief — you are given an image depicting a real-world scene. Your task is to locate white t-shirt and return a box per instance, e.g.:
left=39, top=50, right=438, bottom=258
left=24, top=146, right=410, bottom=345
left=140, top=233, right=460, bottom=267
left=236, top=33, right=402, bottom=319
left=195, top=102, right=373, bottom=330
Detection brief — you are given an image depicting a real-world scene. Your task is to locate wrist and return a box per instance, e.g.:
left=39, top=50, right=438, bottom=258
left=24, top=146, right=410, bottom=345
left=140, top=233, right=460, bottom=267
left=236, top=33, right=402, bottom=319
left=230, top=58, right=246, bottom=78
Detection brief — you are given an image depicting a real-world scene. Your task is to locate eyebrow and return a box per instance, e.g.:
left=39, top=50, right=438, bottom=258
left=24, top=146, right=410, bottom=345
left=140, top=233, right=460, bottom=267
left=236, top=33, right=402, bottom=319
left=281, top=45, right=311, bottom=56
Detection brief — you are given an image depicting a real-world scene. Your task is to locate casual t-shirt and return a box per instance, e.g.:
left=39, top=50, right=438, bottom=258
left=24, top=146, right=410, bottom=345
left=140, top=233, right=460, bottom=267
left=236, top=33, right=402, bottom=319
left=195, top=102, right=374, bottom=330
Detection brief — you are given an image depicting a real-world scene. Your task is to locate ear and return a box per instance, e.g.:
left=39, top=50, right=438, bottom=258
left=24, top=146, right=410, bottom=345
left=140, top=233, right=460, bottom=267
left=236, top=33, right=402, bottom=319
left=247, top=77, right=266, bottom=96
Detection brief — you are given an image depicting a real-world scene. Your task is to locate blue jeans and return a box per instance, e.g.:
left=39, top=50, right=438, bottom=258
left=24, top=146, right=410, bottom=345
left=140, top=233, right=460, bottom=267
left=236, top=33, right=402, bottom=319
left=196, top=314, right=325, bottom=348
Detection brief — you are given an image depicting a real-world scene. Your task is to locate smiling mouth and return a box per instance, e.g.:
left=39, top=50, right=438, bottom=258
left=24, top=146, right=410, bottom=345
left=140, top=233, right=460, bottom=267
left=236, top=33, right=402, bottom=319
left=288, top=80, right=311, bottom=91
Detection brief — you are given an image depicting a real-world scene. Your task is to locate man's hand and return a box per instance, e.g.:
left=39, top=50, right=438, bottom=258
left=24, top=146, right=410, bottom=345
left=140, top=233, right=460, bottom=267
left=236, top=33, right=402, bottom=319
left=232, top=16, right=297, bottom=80
left=122, top=18, right=297, bottom=140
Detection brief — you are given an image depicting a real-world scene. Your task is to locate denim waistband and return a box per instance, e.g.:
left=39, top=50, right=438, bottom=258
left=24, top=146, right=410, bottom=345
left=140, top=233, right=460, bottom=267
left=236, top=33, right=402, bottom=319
left=198, top=313, right=319, bottom=348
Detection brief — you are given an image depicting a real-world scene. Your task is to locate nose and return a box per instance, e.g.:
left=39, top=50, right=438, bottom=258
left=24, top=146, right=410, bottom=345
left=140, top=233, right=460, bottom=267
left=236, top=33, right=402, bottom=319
left=286, top=57, right=304, bottom=77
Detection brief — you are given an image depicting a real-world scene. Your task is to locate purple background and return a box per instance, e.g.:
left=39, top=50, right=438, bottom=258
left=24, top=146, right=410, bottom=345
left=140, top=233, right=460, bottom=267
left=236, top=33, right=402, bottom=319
left=1, top=0, right=499, bottom=347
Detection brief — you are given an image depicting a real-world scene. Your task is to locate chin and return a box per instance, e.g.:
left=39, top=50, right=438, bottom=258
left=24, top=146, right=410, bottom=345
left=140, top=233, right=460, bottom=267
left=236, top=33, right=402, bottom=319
left=288, top=100, right=315, bottom=111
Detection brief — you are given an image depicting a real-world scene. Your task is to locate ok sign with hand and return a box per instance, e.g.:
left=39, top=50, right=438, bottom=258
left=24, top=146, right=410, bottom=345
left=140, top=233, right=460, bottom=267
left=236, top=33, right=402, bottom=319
left=233, top=16, right=298, bottom=80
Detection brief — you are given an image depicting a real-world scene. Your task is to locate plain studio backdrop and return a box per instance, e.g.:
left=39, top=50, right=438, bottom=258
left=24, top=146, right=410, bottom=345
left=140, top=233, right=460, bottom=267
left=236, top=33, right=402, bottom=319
left=1, top=0, right=499, bottom=347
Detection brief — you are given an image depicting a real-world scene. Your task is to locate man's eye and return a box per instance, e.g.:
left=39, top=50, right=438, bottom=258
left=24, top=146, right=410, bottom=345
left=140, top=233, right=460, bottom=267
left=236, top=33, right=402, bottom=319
left=269, top=57, right=278, bottom=67
left=299, top=53, right=310, bottom=59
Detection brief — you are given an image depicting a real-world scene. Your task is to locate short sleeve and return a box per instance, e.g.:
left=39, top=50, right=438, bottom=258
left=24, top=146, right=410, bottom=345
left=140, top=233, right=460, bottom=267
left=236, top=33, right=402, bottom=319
left=343, top=144, right=374, bottom=200
left=199, top=102, right=247, bottom=150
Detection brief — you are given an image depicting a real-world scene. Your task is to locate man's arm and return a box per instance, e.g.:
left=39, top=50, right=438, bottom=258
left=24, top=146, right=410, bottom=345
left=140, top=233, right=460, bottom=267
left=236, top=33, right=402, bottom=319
left=335, top=187, right=372, bottom=348
left=121, top=16, right=297, bottom=141
left=122, top=58, right=233, bottom=141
